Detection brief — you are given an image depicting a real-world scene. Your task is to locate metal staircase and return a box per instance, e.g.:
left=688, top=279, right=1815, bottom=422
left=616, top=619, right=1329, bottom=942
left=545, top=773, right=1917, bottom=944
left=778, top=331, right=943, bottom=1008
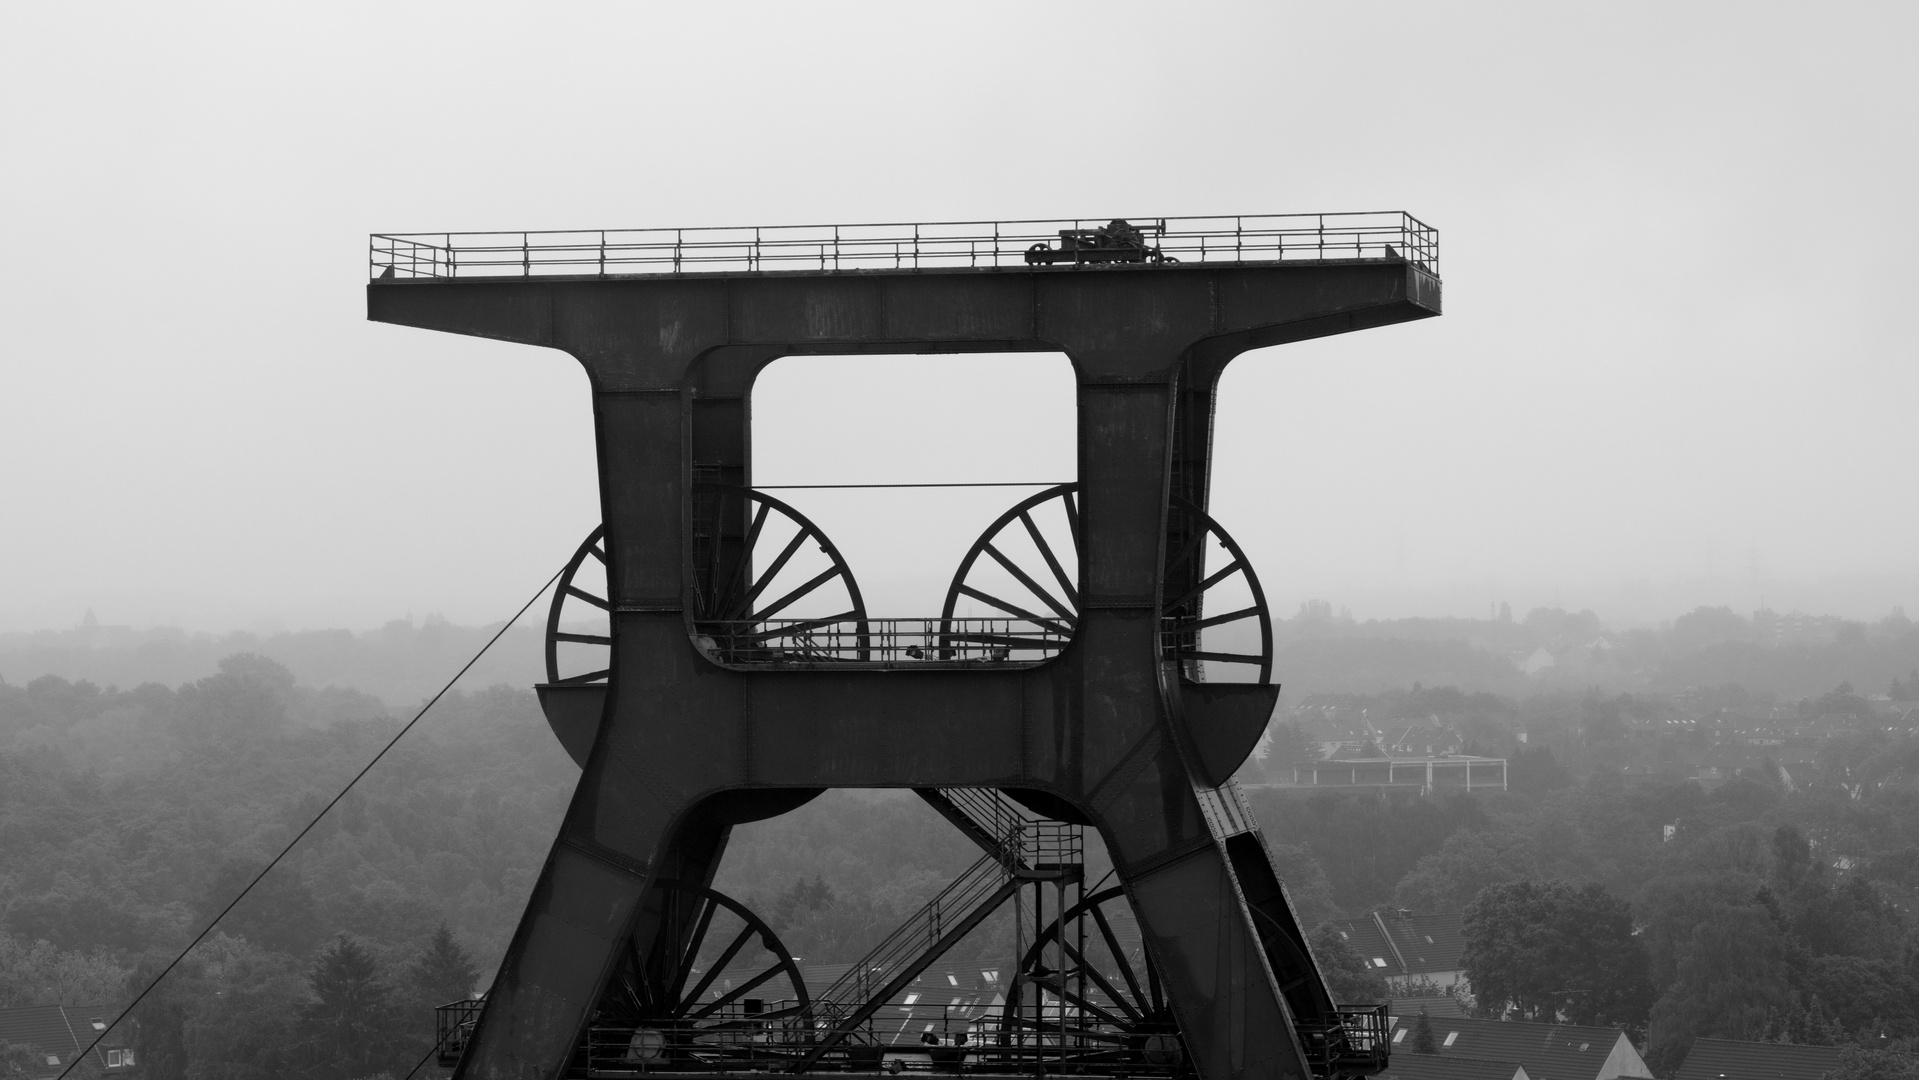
left=793, top=789, right=1082, bottom=1070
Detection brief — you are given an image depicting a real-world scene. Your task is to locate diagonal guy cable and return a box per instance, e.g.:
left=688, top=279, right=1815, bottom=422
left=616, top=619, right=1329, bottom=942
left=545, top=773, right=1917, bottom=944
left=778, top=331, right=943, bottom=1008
left=56, top=562, right=567, bottom=1080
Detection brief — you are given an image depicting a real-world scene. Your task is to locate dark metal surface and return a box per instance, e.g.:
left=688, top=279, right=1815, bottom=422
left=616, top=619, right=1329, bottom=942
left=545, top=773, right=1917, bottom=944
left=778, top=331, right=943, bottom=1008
left=370, top=218, right=1438, bottom=1080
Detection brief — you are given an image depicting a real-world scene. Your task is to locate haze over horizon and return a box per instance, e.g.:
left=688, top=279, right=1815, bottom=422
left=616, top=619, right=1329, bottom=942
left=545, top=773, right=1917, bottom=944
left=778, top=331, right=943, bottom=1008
left=3, top=3, right=1914, bottom=636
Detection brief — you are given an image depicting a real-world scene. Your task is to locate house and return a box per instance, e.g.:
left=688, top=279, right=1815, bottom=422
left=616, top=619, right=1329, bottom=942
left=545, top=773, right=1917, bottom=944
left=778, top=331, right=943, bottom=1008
left=1381, top=1054, right=1531, bottom=1080
left=1267, top=756, right=1508, bottom=794
left=1392, top=996, right=1470, bottom=1020
left=1670, top=1038, right=1845, bottom=1080
left=0, top=1004, right=135, bottom=1080
left=1323, top=911, right=1468, bottom=990
left=1422, top=1018, right=1652, bottom=1080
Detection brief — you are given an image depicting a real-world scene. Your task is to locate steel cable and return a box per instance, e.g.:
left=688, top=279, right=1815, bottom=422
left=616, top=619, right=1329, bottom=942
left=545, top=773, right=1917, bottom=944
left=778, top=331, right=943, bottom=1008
left=54, top=562, right=567, bottom=1080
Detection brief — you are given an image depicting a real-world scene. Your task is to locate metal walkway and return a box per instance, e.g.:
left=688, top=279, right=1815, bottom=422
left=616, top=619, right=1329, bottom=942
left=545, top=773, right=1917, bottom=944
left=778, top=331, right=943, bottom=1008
left=371, top=212, right=1438, bottom=280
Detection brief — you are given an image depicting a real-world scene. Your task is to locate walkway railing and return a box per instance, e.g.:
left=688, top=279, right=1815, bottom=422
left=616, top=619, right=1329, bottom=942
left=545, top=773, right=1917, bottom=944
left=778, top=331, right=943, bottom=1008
left=693, top=616, right=1068, bottom=668
left=370, top=212, right=1437, bottom=281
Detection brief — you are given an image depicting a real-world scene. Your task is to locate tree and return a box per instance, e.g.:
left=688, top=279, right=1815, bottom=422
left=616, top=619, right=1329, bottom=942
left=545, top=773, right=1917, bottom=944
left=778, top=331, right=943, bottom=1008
left=1460, top=879, right=1651, bottom=1031
left=1411, top=1010, right=1436, bottom=1054
left=181, top=933, right=307, bottom=1080
left=1393, top=829, right=1536, bottom=913
left=408, top=924, right=481, bottom=1006
left=1801, top=956, right=1919, bottom=1040
left=1825, top=1047, right=1919, bottom=1080
left=1643, top=906, right=1793, bottom=1073
left=305, top=934, right=402, bottom=1080
left=1266, top=843, right=1339, bottom=928
left=0, top=1043, right=43, bottom=1080
left=1307, top=925, right=1390, bottom=1004
left=0, top=931, right=132, bottom=1009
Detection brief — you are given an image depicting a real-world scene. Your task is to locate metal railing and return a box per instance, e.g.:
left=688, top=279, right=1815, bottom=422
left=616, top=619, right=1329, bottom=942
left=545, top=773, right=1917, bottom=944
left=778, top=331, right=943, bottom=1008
left=370, top=212, right=1437, bottom=281
left=1296, top=1005, right=1392, bottom=1077
left=435, top=997, right=486, bottom=1067
left=693, top=616, right=1069, bottom=667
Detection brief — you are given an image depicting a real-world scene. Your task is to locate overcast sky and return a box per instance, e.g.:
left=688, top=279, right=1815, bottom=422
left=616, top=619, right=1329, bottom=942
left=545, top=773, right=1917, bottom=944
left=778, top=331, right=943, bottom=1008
left=2, top=2, right=1914, bottom=634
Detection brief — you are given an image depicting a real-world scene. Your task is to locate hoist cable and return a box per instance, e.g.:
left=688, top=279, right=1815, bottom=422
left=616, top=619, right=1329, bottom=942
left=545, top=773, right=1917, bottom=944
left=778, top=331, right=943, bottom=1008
left=56, top=562, right=567, bottom=1080
left=396, top=1040, right=443, bottom=1080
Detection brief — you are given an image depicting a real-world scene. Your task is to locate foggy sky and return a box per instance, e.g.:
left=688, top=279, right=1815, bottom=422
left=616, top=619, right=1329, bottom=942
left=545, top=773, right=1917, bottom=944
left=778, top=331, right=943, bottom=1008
left=3, top=2, right=1915, bottom=634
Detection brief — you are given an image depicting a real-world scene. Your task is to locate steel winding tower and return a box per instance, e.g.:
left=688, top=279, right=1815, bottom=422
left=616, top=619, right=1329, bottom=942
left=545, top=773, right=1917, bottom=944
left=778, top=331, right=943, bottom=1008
left=368, top=214, right=1441, bottom=1080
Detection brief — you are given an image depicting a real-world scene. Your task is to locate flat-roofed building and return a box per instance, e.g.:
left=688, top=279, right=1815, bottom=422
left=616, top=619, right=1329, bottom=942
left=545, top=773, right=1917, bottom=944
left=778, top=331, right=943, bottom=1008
left=1265, top=755, right=1507, bottom=793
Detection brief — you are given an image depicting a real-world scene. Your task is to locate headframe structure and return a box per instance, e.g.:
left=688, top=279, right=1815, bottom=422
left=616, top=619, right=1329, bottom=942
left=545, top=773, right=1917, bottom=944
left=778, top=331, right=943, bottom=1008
left=368, top=214, right=1441, bottom=1080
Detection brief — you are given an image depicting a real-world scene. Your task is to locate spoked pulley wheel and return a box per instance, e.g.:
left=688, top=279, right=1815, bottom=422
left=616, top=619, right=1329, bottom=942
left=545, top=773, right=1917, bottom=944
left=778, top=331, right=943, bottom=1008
left=690, top=483, right=868, bottom=663
left=545, top=525, right=611, bottom=685
left=586, top=880, right=810, bottom=1067
left=1000, top=885, right=1185, bottom=1070
left=939, top=483, right=1080, bottom=661
left=1159, top=496, right=1273, bottom=684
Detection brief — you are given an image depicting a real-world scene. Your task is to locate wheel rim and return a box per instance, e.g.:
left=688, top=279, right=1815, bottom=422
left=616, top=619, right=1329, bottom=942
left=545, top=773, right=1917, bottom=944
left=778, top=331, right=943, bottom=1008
left=940, top=484, right=1079, bottom=661
left=1159, top=496, right=1273, bottom=684
left=590, top=881, right=810, bottom=1058
left=1000, top=886, right=1184, bottom=1064
left=690, top=483, right=868, bottom=662
left=545, top=525, right=610, bottom=685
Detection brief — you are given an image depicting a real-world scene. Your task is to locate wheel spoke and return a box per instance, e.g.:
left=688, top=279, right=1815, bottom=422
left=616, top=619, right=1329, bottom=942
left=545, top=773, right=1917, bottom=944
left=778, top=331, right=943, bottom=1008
left=955, top=584, right=1074, bottom=636
left=679, top=925, right=756, bottom=1010
left=564, top=585, right=610, bottom=610
left=748, top=565, right=844, bottom=623
left=1043, top=973, right=1131, bottom=1027
left=1162, top=522, right=1209, bottom=581
left=729, top=527, right=811, bottom=619
left=669, top=897, right=719, bottom=1004
left=1059, top=938, right=1142, bottom=1022
left=685, top=961, right=788, bottom=1020
left=588, top=544, right=607, bottom=564
left=983, top=542, right=1075, bottom=623
left=727, top=611, right=858, bottom=644
left=553, top=631, right=612, bottom=645
left=1090, top=903, right=1147, bottom=1015
left=1168, top=559, right=1243, bottom=613
left=1183, top=605, right=1260, bottom=634
left=1183, top=650, right=1265, bottom=665
left=1019, top=511, right=1080, bottom=611
left=716, top=501, right=773, bottom=611
left=554, top=668, right=611, bottom=685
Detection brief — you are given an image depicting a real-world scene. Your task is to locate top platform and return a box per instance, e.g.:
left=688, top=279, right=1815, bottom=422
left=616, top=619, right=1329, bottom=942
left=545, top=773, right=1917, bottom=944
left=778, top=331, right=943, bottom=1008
left=369, top=211, right=1438, bottom=282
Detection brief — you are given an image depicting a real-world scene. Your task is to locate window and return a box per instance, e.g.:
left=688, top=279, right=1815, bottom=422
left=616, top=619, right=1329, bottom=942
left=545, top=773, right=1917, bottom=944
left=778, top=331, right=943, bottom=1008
left=1443, top=1033, right=1459, bottom=1047
left=1372, top=958, right=1388, bottom=968
left=1392, top=1029, right=1408, bottom=1044
left=108, top=1051, right=125, bottom=1067
left=903, top=993, right=920, bottom=1006
left=947, top=975, right=959, bottom=986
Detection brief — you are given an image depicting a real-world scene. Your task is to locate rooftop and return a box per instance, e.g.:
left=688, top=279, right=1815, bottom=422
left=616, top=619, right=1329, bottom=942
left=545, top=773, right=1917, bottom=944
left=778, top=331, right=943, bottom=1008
left=1381, top=1054, right=1530, bottom=1080
left=369, top=211, right=1439, bottom=281
left=1427, top=1019, right=1652, bottom=1080
left=1671, top=1038, right=1846, bottom=1080
left=0, top=1004, right=115, bottom=1080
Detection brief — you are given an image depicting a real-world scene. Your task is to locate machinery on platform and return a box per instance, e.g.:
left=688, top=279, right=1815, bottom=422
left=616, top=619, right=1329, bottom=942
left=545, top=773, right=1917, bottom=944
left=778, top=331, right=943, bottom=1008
left=1023, top=219, right=1174, bottom=266
left=371, top=211, right=1440, bottom=1080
